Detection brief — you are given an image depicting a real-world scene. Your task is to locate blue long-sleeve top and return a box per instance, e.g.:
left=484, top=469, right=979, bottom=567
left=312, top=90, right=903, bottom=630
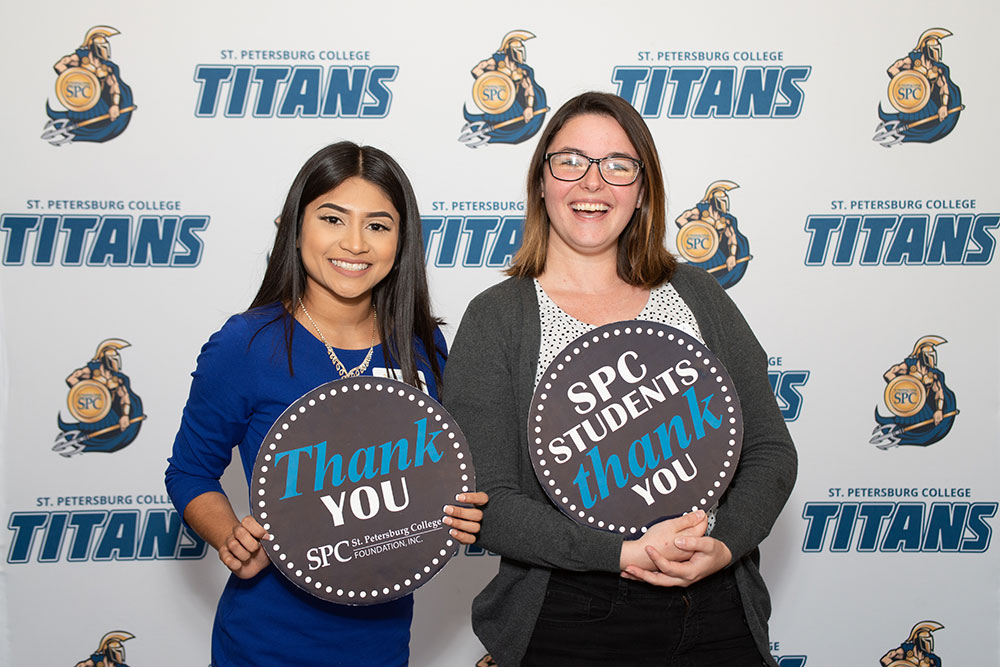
left=166, top=303, right=445, bottom=667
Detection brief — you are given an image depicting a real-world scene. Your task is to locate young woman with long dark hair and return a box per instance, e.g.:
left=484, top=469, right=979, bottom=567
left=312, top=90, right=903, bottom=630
left=166, top=142, right=486, bottom=666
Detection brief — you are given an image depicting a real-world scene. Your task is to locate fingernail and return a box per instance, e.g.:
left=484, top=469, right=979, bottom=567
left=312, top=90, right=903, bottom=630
left=443, top=516, right=453, bottom=526
left=449, top=529, right=460, bottom=538
left=444, top=505, right=454, bottom=515
left=675, top=537, right=689, bottom=547
left=455, top=493, right=466, bottom=502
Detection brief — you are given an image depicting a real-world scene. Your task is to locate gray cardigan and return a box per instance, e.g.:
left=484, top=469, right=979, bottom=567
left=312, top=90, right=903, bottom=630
left=443, top=264, right=797, bottom=666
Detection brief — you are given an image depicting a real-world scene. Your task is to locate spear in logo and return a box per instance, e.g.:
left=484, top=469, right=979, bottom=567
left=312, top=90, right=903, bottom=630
left=52, top=415, right=146, bottom=457
left=459, top=107, right=550, bottom=148
left=41, top=105, right=137, bottom=146
left=873, top=105, right=964, bottom=147
left=870, top=410, right=958, bottom=448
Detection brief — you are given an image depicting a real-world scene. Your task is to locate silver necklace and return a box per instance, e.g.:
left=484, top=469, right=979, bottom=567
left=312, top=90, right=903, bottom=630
left=298, top=297, right=377, bottom=378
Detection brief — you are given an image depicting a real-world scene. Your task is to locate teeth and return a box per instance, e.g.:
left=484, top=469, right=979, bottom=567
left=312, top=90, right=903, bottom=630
left=572, top=202, right=610, bottom=212
left=330, top=259, right=370, bottom=271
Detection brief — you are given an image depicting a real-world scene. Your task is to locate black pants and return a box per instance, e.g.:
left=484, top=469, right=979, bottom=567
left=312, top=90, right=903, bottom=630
left=522, top=568, right=763, bottom=666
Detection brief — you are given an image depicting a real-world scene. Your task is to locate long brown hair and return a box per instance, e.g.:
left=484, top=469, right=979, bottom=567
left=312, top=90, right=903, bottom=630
left=507, top=92, right=675, bottom=287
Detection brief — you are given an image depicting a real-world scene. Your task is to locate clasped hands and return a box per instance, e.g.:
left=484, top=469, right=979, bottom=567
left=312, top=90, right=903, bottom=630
left=618, top=509, right=732, bottom=587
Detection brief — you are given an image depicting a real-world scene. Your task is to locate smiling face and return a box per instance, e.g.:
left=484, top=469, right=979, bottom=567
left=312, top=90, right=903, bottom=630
left=542, top=113, right=644, bottom=262
left=299, top=176, right=400, bottom=307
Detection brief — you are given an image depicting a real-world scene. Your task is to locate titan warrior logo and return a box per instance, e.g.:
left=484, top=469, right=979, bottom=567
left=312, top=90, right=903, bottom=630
left=613, top=66, right=810, bottom=118
left=675, top=180, right=751, bottom=289
left=194, top=65, right=397, bottom=118
left=74, top=630, right=134, bottom=667
left=55, top=339, right=145, bottom=456
left=43, top=25, right=136, bottom=145
left=459, top=30, right=548, bottom=147
left=874, top=28, right=964, bottom=146
left=870, top=336, right=957, bottom=449
left=879, top=621, right=945, bottom=666
left=7, top=509, right=207, bottom=562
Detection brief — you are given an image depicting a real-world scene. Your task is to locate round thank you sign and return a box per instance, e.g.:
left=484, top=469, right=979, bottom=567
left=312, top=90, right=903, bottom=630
left=252, top=378, right=474, bottom=605
left=529, top=321, right=743, bottom=535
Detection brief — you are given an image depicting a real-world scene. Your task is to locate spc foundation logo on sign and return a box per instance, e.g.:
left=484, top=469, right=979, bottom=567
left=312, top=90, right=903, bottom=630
left=879, top=621, right=945, bottom=666
left=870, top=336, right=957, bottom=449
left=43, top=26, right=136, bottom=145
left=874, top=28, right=964, bottom=147
left=674, top=181, right=751, bottom=289
left=55, top=339, right=145, bottom=456
left=73, top=630, right=134, bottom=667
left=458, top=30, right=548, bottom=147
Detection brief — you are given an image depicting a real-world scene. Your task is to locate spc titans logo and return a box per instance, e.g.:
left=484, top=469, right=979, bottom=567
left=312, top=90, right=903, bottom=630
left=674, top=180, right=751, bottom=289
left=873, top=28, right=963, bottom=147
left=43, top=26, right=136, bottom=146
left=74, top=630, right=134, bottom=667
left=55, top=339, right=145, bottom=456
left=871, top=336, right=958, bottom=449
left=880, top=621, right=944, bottom=666
left=458, top=30, right=548, bottom=148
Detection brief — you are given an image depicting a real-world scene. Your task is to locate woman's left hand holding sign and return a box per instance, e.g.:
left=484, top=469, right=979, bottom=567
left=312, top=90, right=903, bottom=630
left=443, top=491, right=489, bottom=544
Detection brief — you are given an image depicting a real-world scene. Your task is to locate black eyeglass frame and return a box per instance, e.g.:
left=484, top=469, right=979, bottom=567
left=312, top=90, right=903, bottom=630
left=544, top=151, right=645, bottom=186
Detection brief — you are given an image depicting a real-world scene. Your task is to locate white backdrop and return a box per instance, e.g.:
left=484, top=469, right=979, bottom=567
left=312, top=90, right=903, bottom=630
left=2, top=1, right=998, bottom=665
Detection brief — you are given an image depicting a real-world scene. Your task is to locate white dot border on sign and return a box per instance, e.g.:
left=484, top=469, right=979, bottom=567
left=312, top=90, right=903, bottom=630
left=254, top=380, right=467, bottom=603
left=533, top=324, right=738, bottom=532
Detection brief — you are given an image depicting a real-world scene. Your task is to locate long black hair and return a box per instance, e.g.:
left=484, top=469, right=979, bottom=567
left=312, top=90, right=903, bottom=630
left=249, top=141, right=444, bottom=390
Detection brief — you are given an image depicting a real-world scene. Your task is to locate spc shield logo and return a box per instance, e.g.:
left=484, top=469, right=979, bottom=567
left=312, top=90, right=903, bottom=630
left=458, top=30, right=548, bottom=148
left=871, top=336, right=958, bottom=449
left=873, top=28, right=964, bottom=147
left=42, top=25, right=137, bottom=145
left=674, top=180, right=751, bottom=289
left=55, top=338, right=145, bottom=456
left=54, top=67, right=102, bottom=112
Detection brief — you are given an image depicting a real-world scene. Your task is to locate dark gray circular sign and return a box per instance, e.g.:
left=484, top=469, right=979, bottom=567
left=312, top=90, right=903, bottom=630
left=252, top=378, right=473, bottom=605
left=529, top=321, right=742, bottom=535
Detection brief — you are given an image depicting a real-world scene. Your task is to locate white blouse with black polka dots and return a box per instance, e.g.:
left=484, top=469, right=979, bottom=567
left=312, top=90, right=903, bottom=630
left=533, top=278, right=717, bottom=532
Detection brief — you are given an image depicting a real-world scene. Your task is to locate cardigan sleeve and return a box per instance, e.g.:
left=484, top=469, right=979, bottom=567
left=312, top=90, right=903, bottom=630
left=444, top=285, right=624, bottom=572
left=677, top=268, right=797, bottom=563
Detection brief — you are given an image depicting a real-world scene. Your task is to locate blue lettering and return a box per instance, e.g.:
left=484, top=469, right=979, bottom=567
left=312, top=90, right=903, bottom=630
left=253, top=67, right=291, bottom=117
left=194, top=65, right=232, bottom=117
left=735, top=67, right=779, bottom=117
left=88, top=216, right=131, bottom=266
left=462, top=217, right=499, bottom=266
left=362, top=67, right=398, bottom=117
left=60, top=216, right=99, bottom=265
left=693, top=68, right=735, bottom=118
left=322, top=67, right=366, bottom=117
left=1, top=215, right=37, bottom=265
left=279, top=67, right=322, bottom=117
left=94, top=510, right=139, bottom=560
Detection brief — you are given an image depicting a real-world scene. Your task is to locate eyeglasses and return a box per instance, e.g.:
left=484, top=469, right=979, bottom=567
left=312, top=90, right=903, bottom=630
left=545, top=151, right=644, bottom=186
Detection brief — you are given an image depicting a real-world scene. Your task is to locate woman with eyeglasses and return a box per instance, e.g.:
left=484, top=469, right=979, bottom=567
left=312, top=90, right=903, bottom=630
left=444, top=92, right=796, bottom=666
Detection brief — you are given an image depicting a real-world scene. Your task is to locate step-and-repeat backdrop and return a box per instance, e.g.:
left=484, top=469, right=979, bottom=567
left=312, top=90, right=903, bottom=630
left=2, top=1, right=997, bottom=665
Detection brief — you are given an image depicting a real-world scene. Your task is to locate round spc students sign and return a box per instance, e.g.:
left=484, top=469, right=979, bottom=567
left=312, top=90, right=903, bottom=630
left=251, top=378, right=474, bottom=605
left=529, top=321, right=743, bottom=535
